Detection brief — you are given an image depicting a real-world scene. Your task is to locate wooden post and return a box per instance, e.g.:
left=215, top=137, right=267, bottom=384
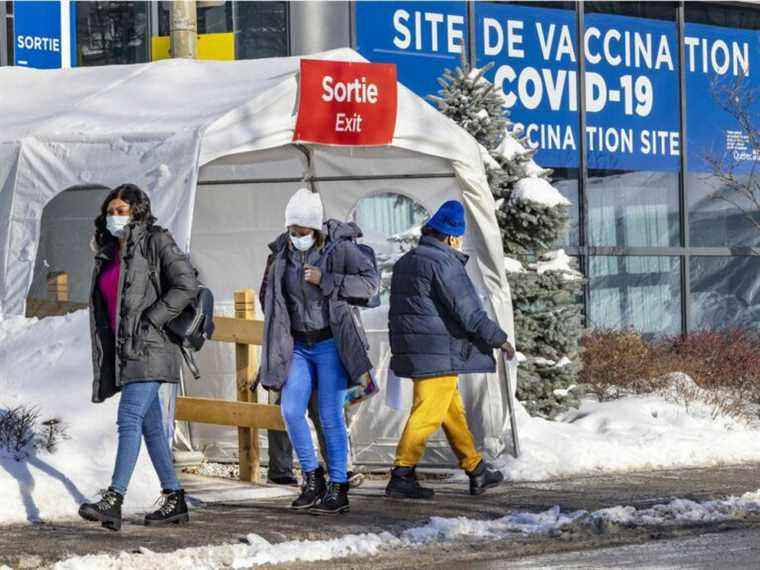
left=234, top=289, right=259, bottom=483
left=47, top=272, right=69, bottom=303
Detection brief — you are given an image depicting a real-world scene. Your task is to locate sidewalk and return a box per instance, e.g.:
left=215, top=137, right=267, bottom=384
left=2, top=464, right=760, bottom=568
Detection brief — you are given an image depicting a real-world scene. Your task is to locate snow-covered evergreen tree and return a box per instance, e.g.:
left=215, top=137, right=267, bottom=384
left=429, top=56, right=584, bottom=419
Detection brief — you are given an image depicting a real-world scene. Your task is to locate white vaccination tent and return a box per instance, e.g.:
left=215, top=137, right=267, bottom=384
left=0, top=48, right=515, bottom=466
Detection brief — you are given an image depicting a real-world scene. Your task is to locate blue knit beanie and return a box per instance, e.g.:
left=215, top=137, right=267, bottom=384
left=425, top=200, right=466, bottom=237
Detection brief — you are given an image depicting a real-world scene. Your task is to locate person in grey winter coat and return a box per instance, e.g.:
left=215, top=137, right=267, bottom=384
left=259, top=188, right=379, bottom=515
left=79, top=184, right=199, bottom=531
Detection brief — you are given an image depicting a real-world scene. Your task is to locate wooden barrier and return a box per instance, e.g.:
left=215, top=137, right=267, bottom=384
left=26, top=272, right=87, bottom=318
left=174, top=288, right=285, bottom=484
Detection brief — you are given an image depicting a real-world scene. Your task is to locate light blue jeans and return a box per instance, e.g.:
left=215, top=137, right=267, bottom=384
left=111, top=381, right=180, bottom=495
left=280, top=339, right=349, bottom=483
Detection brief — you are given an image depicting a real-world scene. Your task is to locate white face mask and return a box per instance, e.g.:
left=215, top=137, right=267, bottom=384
left=106, top=215, right=131, bottom=238
left=290, top=233, right=315, bottom=252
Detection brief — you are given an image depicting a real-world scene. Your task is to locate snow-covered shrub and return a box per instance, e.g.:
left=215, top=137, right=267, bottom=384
left=0, top=405, right=69, bottom=460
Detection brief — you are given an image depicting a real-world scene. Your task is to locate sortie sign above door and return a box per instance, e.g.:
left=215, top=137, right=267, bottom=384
left=293, top=59, right=398, bottom=146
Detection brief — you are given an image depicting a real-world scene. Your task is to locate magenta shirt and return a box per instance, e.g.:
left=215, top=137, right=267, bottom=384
left=98, top=250, right=121, bottom=332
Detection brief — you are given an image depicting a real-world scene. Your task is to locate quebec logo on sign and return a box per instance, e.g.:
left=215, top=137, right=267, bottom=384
left=13, top=0, right=76, bottom=69
left=294, top=60, right=398, bottom=146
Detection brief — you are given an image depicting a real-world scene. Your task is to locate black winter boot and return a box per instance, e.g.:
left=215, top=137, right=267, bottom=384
left=385, top=466, right=435, bottom=500
left=466, top=461, right=504, bottom=496
left=79, top=488, right=124, bottom=531
left=292, top=466, right=326, bottom=510
left=311, top=481, right=350, bottom=515
left=144, top=489, right=190, bottom=526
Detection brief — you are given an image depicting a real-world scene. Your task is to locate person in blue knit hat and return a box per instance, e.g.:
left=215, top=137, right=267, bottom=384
left=386, top=200, right=515, bottom=499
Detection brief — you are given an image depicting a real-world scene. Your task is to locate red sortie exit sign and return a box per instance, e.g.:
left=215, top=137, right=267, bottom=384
left=293, top=59, right=398, bottom=146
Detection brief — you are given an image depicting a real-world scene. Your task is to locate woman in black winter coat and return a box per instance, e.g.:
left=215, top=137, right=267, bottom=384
left=78, top=184, right=199, bottom=531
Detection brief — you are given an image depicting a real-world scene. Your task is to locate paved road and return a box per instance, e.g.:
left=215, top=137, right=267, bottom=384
left=474, top=528, right=760, bottom=569
left=2, top=464, right=760, bottom=568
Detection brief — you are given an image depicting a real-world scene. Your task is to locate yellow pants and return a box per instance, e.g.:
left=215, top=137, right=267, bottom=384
left=394, top=375, right=482, bottom=473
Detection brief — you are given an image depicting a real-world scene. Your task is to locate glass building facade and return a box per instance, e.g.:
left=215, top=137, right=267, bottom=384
left=2, top=1, right=759, bottom=336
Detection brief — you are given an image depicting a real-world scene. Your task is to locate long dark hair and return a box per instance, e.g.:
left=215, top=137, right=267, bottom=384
left=94, top=184, right=157, bottom=248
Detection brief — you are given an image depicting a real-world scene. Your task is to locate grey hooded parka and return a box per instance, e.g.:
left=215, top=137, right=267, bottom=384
left=258, top=220, right=380, bottom=391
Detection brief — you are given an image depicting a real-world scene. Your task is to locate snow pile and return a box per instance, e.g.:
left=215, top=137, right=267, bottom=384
left=52, top=491, right=760, bottom=569
left=512, top=177, right=571, bottom=208
left=53, top=532, right=397, bottom=570
left=500, top=395, right=760, bottom=481
left=503, top=256, right=526, bottom=274
left=0, top=311, right=158, bottom=524
left=494, top=132, right=531, bottom=162
left=596, top=490, right=760, bottom=526
left=530, top=249, right=583, bottom=279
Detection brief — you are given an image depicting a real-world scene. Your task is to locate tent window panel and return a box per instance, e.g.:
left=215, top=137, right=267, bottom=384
left=31, top=186, right=110, bottom=304
left=351, top=193, right=429, bottom=307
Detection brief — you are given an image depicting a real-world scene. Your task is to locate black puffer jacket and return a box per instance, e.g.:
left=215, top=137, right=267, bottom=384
left=389, top=235, right=508, bottom=379
left=259, top=220, right=380, bottom=391
left=89, top=222, right=200, bottom=403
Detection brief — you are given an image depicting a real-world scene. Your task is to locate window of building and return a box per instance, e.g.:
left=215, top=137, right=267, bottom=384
left=158, top=1, right=233, bottom=35
left=157, top=1, right=288, bottom=60
left=236, top=1, right=288, bottom=59
left=690, top=256, right=760, bottom=330
left=75, top=1, right=150, bottom=66
left=589, top=256, right=682, bottom=336
left=685, top=3, right=760, bottom=247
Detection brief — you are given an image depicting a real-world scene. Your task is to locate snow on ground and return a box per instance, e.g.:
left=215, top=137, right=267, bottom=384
left=0, top=311, right=158, bottom=524
left=498, top=394, right=760, bottom=481
left=51, top=490, right=760, bottom=569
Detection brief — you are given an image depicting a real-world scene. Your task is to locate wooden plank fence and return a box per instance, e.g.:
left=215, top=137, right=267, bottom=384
left=26, top=273, right=284, bottom=484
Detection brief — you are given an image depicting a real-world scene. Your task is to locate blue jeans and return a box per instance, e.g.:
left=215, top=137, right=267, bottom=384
left=280, top=339, right=349, bottom=483
left=111, top=381, right=180, bottom=495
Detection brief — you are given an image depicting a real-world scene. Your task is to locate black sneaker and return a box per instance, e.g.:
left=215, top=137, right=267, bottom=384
left=268, top=475, right=299, bottom=486
left=144, top=489, right=190, bottom=526
left=347, top=470, right=365, bottom=489
left=385, top=466, right=435, bottom=500
left=292, top=466, right=326, bottom=510
left=466, top=461, right=504, bottom=496
left=311, top=482, right=350, bottom=515
left=79, top=488, right=123, bottom=531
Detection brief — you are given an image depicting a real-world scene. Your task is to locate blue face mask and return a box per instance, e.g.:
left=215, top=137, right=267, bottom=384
left=106, top=215, right=130, bottom=238
left=290, top=233, right=315, bottom=252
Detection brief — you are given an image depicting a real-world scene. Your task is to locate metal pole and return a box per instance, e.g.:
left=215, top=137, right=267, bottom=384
left=676, top=1, right=691, bottom=334
left=0, top=1, right=8, bottom=67
left=171, top=0, right=198, bottom=59
left=575, top=1, right=591, bottom=326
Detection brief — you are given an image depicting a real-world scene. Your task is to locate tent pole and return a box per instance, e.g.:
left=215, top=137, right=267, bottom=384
left=294, top=144, right=319, bottom=194
left=501, top=353, right=521, bottom=458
